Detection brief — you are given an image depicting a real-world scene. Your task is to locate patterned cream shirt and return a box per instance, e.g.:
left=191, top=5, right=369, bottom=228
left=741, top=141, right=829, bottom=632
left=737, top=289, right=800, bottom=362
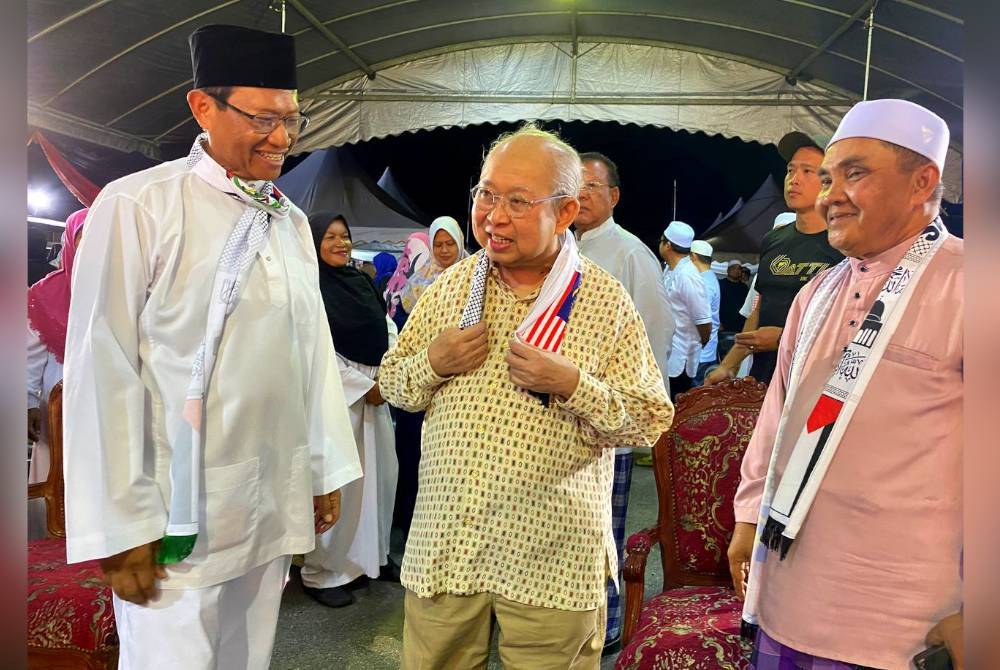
left=380, top=252, right=673, bottom=610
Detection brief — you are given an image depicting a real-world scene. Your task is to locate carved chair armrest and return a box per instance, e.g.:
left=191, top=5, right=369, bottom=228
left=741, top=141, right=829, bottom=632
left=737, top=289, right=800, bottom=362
left=621, top=525, right=658, bottom=645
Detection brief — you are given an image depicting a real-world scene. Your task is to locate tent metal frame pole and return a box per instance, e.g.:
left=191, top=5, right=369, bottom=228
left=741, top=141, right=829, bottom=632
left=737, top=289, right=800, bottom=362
left=28, top=0, right=113, bottom=42
left=570, top=6, right=578, bottom=103
left=41, top=0, right=241, bottom=106
left=29, top=102, right=162, bottom=160
left=863, top=5, right=876, bottom=99
left=286, top=0, right=377, bottom=79
left=309, top=92, right=854, bottom=107
left=785, top=0, right=877, bottom=84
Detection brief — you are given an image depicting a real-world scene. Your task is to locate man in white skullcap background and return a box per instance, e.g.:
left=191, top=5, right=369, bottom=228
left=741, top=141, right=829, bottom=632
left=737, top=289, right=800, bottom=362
left=689, top=239, right=721, bottom=385
left=729, top=99, right=963, bottom=669
left=705, top=133, right=843, bottom=387
left=658, top=221, right=712, bottom=400
left=63, top=24, right=362, bottom=668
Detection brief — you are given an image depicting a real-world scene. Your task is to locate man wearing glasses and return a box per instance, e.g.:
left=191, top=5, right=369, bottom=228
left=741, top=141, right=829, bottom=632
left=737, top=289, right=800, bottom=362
left=62, top=25, right=360, bottom=668
left=572, top=151, right=673, bottom=655
left=380, top=124, right=673, bottom=668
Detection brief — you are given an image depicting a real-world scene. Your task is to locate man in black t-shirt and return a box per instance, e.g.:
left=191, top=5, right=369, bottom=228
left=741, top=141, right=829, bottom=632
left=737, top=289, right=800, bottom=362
left=717, top=260, right=750, bottom=358
left=705, top=131, right=844, bottom=386
left=748, top=218, right=843, bottom=380
left=719, top=260, right=750, bottom=331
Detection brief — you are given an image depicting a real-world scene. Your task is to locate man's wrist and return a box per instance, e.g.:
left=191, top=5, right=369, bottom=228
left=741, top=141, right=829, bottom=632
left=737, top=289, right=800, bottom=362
left=715, top=360, right=737, bottom=377
left=559, top=367, right=581, bottom=399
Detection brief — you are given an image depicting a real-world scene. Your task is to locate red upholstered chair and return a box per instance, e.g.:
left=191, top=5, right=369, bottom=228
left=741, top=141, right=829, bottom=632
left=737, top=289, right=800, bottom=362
left=616, top=378, right=767, bottom=670
left=28, top=382, right=118, bottom=669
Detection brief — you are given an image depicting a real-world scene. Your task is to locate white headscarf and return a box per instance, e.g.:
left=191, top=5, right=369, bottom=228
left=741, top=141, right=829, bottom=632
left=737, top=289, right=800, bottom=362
left=400, top=216, right=468, bottom=313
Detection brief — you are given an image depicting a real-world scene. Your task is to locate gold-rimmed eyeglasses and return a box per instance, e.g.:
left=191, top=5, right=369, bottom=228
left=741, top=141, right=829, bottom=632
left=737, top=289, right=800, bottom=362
left=470, top=186, right=571, bottom=218
left=580, top=181, right=611, bottom=193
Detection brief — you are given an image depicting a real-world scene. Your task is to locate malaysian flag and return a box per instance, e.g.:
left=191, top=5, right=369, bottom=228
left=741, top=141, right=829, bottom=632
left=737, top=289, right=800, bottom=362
left=521, top=270, right=582, bottom=352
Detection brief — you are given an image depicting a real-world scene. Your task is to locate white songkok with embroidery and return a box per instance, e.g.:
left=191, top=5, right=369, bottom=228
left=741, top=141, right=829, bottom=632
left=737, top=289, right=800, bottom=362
left=827, top=99, right=949, bottom=171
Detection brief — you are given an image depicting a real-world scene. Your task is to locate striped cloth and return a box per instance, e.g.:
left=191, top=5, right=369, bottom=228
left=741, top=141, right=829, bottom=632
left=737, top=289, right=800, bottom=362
left=459, top=232, right=584, bottom=406
left=751, top=628, right=879, bottom=670
left=605, top=451, right=634, bottom=642
left=520, top=269, right=582, bottom=350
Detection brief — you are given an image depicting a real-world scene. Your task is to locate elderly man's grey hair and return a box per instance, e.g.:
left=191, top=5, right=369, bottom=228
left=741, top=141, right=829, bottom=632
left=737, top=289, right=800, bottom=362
left=483, top=122, right=583, bottom=202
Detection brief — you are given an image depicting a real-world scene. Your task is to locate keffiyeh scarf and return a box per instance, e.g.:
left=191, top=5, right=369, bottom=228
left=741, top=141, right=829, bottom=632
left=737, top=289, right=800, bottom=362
left=158, top=134, right=291, bottom=564
left=742, top=219, right=948, bottom=634
left=459, top=231, right=583, bottom=406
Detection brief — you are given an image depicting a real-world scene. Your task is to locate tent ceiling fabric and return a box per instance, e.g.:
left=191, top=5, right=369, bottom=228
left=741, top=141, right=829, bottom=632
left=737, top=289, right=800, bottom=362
left=28, top=0, right=962, bottom=196
left=296, top=40, right=962, bottom=200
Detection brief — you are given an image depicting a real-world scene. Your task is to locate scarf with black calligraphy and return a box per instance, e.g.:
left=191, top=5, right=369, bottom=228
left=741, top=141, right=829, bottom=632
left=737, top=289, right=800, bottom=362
left=459, top=231, right=583, bottom=406
left=742, top=219, right=948, bottom=635
left=158, top=133, right=291, bottom=565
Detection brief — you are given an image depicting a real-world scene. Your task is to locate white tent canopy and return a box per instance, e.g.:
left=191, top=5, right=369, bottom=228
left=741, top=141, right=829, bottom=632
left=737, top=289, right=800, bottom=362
left=297, top=41, right=961, bottom=201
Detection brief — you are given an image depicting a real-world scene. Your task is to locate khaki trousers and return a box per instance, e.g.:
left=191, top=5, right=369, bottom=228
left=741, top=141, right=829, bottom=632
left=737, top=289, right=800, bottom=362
left=402, top=590, right=605, bottom=670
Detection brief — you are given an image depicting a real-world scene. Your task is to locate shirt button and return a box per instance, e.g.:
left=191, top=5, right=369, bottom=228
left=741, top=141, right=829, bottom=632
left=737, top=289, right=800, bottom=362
left=849, top=320, right=857, bottom=326
left=265, top=256, right=272, bottom=261
left=854, top=292, right=861, bottom=299
left=860, top=265, right=868, bottom=272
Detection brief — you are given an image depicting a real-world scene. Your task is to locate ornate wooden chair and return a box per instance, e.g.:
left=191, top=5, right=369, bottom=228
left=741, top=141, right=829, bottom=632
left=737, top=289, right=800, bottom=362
left=616, top=378, right=767, bottom=670
left=28, top=382, right=118, bottom=669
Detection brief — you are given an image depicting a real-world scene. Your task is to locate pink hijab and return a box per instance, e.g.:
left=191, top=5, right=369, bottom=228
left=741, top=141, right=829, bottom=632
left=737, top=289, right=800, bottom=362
left=385, top=231, right=430, bottom=318
left=27, top=208, right=88, bottom=363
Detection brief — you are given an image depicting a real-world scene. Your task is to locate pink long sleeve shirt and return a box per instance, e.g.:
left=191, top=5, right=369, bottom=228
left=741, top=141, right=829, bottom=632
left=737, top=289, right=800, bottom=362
left=734, top=231, right=963, bottom=670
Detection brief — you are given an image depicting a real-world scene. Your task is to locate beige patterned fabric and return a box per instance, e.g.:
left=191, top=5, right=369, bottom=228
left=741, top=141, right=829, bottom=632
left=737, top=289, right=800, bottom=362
left=380, top=251, right=673, bottom=610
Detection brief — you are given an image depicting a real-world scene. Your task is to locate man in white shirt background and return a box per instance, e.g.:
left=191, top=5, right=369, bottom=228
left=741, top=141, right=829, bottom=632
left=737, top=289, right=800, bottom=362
left=62, top=25, right=362, bottom=669
left=573, top=150, right=674, bottom=655
left=658, top=221, right=712, bottom=400
left=689, top=239, right=721, bottom=385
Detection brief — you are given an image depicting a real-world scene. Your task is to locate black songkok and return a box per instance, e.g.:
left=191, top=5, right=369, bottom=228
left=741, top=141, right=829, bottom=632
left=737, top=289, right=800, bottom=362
left=189, top=24, right=297, bottom=90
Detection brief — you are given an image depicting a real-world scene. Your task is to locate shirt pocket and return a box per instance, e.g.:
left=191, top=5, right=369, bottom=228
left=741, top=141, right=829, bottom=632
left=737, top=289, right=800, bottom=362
left=285, top=445, right=313, bottom=522
left=203, top=457, right=261, bottom=555
left=284, top=256, right=319, bottom=327
left=882, top=343, right=941, bottom=371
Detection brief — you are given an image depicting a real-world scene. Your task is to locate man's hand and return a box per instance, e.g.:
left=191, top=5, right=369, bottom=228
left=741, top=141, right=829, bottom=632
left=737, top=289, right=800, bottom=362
left=926, top=612, right=964, bottom=669
left=427, top=322, right=489, bottom=377
left=314, top=490, right=341, bottom=534
left=734, top=326, right=783, bottom=354
left=703, top=365, right=736, bottom=387
left=506, top=336, right=580, bottom=399
left=696, top=322, right=712, bottom=347
left=27, top=408, right=41, bottom=443
left=727, top=522, right=756, bottom=600
left=99, top=541, right=167, bottom=605
left=364, top=383, right=385, bottom=406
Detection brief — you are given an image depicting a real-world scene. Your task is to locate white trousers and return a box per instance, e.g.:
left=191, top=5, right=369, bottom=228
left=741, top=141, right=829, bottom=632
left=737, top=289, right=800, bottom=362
left=113, top=555, right=291, bottom=670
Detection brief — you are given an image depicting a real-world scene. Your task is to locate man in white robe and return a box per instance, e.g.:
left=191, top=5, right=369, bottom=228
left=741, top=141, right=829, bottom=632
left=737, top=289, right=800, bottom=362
left=62, top=24, right=361, bottom=669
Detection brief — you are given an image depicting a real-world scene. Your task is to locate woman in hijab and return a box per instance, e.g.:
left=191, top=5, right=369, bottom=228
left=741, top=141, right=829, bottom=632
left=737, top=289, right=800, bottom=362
left=27, top=208, right=87, bottom=539
left=372, top=252, right=398, bottom=296
left=301, top=212, right=400, bottom=608
left=391, top=215, right=468, bottom=540
left=398, top=216, right=467, bottom=315
left=384, top=230, right=430, bottom=331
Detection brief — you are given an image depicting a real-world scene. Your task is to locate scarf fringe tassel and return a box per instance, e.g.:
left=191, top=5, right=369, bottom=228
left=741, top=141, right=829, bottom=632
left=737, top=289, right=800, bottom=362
left=760, top=517, right=794, bottom=560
